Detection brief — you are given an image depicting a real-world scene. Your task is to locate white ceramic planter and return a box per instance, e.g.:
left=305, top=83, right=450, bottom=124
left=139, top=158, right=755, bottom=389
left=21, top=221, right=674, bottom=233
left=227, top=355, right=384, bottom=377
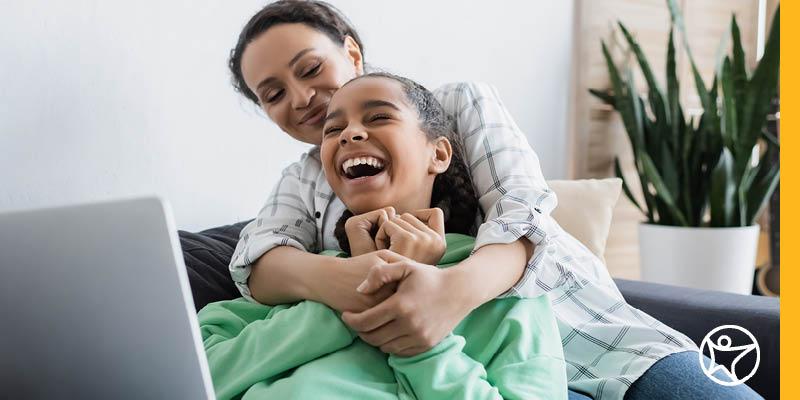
left=638, top=224, right=760, bottom=294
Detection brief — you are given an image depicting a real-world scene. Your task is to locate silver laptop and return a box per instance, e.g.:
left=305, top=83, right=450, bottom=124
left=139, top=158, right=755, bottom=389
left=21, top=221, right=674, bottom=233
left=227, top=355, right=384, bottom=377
left=0, top=197, right=214, bottom=399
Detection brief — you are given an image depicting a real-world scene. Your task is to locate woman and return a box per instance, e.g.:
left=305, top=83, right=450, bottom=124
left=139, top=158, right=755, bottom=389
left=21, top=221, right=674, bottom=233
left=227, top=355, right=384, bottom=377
left=225, top=1, right=760, bottom=399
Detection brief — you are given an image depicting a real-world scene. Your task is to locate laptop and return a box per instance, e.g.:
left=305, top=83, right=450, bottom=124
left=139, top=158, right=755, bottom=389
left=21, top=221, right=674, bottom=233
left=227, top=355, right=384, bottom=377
left=0, top=196, right=214, bottom=399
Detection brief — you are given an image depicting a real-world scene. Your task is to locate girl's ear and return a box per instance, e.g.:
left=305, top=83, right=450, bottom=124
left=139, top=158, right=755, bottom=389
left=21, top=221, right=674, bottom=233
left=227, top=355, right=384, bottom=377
left=343, top=36, right=364, bottom=75
left=429, top=137, right=453, bottom=174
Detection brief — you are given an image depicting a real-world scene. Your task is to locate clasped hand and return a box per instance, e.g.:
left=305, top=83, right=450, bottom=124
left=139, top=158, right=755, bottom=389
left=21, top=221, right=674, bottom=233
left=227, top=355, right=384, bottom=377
left=330, top=207, right=470, bottom=357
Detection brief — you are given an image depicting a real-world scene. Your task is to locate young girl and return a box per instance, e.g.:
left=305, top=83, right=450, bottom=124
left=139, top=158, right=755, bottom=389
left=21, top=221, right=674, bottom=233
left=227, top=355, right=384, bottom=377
left=198, top=73, right=567, bottom=399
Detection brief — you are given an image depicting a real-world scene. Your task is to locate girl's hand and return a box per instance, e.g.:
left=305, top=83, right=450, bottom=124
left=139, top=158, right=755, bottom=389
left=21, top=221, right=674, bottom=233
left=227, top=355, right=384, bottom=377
left=314, top=250, right=399, bottom=313
left=375, top=208, right=446, bottom=265
left=344, top=207, right=397, bottom=256
left=342, top=251, right=472, bottom=357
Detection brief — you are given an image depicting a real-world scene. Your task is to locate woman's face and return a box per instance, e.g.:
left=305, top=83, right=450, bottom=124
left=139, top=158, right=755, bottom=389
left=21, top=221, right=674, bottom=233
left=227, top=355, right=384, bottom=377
left=320, top=77, right=451, bottom=215
left=240, top=23, right=363, bottom=145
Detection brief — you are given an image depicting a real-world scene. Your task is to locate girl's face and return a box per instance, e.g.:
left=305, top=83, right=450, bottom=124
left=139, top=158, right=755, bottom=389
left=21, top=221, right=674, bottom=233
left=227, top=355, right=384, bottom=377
left=320, top=77, right=452, bottom=215
left=240, top=23, right=363, bottom=145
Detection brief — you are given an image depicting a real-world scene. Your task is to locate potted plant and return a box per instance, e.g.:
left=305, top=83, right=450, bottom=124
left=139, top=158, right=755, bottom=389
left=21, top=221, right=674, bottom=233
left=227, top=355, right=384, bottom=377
left=590, top=1, right=780, bottom=294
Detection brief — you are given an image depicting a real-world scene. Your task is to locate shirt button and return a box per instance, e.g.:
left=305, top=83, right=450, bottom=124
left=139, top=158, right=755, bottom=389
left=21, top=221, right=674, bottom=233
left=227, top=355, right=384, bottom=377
left=314, top=211, right=321, bottom=219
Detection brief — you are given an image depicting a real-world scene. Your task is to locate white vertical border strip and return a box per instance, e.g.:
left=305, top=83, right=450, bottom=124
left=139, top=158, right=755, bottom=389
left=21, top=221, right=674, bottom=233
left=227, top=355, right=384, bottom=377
left=756, top=0, right=767, bottom=60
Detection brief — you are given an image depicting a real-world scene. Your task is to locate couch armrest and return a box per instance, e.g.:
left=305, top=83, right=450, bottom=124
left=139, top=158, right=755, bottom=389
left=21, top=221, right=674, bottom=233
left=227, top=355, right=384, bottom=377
left=613, top=278, right=779, bottom=400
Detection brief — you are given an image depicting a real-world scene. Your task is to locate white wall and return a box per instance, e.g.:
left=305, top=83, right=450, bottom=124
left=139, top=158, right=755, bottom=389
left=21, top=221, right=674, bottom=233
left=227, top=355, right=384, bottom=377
left=0, top=0, right=575, bottom=231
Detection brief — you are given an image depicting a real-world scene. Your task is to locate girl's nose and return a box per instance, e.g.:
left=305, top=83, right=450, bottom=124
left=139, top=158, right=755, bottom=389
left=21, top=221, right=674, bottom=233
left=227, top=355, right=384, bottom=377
left=339, top=126, right=368, bottom=145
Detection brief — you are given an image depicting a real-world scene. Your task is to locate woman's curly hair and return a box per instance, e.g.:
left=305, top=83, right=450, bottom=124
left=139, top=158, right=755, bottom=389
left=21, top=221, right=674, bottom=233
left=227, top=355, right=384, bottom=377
left=333, top=73, right=480, bottom=254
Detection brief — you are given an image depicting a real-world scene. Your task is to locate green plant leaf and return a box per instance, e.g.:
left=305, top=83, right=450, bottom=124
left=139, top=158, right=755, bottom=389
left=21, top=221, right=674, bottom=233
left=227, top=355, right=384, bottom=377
left=730, top=15, right=748, bottom=120
left=738, top=7, right=780, bottom=176
left=666, top=0, right=694, bottom=63
left=720, top=57, right=739, bottom=151
left=640, top=152, right=688, bottom=225
left=601, top=41, right=644, bottom=153
left=614, top=157, right=646, bottom=215
left=667, top=27, right=681, bottom=145
left=659, top=142, right=680, bottom=199
left=588, top=88, right=616, bottom=107
left=710, top=147, right=736, bottom=226
left=762, top=128, right=779, bottom=146
left=619, top=22, right=670, bottom=137
left=746, top=143, right=780, bottom=224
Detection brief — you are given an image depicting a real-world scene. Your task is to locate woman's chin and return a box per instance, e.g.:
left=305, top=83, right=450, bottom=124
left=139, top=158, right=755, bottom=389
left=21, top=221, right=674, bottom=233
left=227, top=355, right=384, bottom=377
left=288, top=126, right=324, bottom=146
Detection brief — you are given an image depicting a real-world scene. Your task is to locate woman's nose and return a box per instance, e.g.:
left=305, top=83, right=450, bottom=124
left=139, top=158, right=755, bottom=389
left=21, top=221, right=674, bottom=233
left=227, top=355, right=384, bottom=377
left=288, top=82, right=315, bottom=110
left=339, top=126, right=368, bottom=145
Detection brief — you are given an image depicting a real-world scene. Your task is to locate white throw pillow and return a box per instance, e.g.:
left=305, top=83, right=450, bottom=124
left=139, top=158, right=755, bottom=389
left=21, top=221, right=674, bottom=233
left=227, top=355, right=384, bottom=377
left=546, top=178, right=622, bottom=260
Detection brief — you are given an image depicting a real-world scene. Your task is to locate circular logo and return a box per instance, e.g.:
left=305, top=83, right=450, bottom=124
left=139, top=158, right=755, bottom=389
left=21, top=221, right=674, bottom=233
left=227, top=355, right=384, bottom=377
left=699, top=325, right=760, bottom=386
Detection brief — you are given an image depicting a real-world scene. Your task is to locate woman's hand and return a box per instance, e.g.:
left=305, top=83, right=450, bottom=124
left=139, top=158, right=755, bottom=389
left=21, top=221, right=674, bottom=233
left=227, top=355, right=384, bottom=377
left=342, top=251, right=473, bottom=357
left=344, top=207, right=397, bottom=257
left=312, top=250, right=400, bottom=313
left=375, top=208, right=446, bottom=265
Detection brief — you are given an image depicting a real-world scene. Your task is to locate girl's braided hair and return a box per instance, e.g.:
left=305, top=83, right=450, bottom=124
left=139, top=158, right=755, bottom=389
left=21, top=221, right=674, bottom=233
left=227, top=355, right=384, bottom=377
left=333, top=72, right=480, bottom=254
left=228, top=0, right=364, bottom=105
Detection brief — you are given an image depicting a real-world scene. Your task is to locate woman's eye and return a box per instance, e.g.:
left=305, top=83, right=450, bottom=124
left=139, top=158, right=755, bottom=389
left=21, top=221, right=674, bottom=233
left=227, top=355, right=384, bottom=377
left=302, top=63, right=322, bottom=78
left=263, top=89, right=284, bottom=103
left=368, top=114, right=391, bottom=122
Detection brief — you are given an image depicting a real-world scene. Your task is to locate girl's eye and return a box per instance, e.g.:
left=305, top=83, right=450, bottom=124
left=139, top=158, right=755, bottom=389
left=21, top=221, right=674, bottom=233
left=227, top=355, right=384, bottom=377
left=263, top=89, right=284, bottom=104
left=324, top=126, right=343, bottom=136
left=302, top=63, right=322, bottom=78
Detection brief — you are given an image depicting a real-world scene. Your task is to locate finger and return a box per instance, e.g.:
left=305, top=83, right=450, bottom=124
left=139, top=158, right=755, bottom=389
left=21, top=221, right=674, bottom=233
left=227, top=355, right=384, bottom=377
left=399, top=213, right=436, bottom=235
left=394, top=214, right=426, bottom=236
left=358, top=206, right=396, bottom=227
left=411, top=208, right=445, bottom=237
left=394, top=346, right=429, bottom=357
left=356, top=262, right=411, bottom=294
left=346, top=209, right=383, bottom=233
left=375, top=220, right=411, bottom=250
left=359, top=321, right=405, bottom=347
left=378, top=335, right=417, bottom=354
left=374, top=222, right=390, bottom=250
left=342, top=292, right=404, bottom=332
left=375, top=249, right=409, bottom=264
left=370, top=281, right=398, bottom=304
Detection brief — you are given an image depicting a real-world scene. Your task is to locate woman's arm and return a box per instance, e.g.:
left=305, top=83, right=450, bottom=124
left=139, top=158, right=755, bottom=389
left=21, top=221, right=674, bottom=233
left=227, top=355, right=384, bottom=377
left=229, top=157, right=320, bottom=302
left=249, top=246, right=395, bottom=312
left=247, top=246, right=331, bottom=304
left=446, top=239, right=533, bottom=310
left=434, top=81, right=562, bottom=299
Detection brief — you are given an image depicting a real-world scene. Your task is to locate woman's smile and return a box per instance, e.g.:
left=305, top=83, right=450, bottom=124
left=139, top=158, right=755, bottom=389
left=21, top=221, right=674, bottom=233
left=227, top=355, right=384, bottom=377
left=299, top=102, right=329, bottom=126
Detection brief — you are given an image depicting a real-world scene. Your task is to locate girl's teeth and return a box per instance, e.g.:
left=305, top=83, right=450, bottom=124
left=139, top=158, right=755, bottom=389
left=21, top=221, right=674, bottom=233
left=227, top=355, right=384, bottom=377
left=341, top=156, right=385, bottom=174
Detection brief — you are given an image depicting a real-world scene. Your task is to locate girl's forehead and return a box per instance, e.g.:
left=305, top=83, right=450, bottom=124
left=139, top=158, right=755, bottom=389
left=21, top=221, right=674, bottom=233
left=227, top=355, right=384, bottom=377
left=332, top=77, right=409, bottom=109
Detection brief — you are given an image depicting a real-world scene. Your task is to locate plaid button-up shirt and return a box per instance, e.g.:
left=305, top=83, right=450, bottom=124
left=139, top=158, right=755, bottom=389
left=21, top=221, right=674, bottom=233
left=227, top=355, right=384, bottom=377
left=230, top=82, right=697, bottom=399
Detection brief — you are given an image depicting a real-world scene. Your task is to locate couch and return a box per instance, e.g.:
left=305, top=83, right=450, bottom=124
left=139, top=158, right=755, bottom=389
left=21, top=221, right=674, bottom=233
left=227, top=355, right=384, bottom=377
left=180, top=220, right=780, bottom=400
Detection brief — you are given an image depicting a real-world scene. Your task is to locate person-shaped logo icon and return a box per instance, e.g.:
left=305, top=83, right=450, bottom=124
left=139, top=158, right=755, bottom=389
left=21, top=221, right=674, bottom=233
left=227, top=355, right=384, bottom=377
left=699, top=325, right=760, bottom=386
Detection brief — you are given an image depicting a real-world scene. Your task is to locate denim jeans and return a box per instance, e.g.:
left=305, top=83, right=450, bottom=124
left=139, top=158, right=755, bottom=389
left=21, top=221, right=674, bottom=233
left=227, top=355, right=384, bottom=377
left=567, top=351, right=763, bottom=400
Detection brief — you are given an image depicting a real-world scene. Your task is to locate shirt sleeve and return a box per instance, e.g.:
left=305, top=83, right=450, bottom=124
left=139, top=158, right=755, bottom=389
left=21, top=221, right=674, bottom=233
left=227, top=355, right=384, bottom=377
left=228, top=152, right=321, bottom=302
left=434, top=82, right=561, bottom=298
